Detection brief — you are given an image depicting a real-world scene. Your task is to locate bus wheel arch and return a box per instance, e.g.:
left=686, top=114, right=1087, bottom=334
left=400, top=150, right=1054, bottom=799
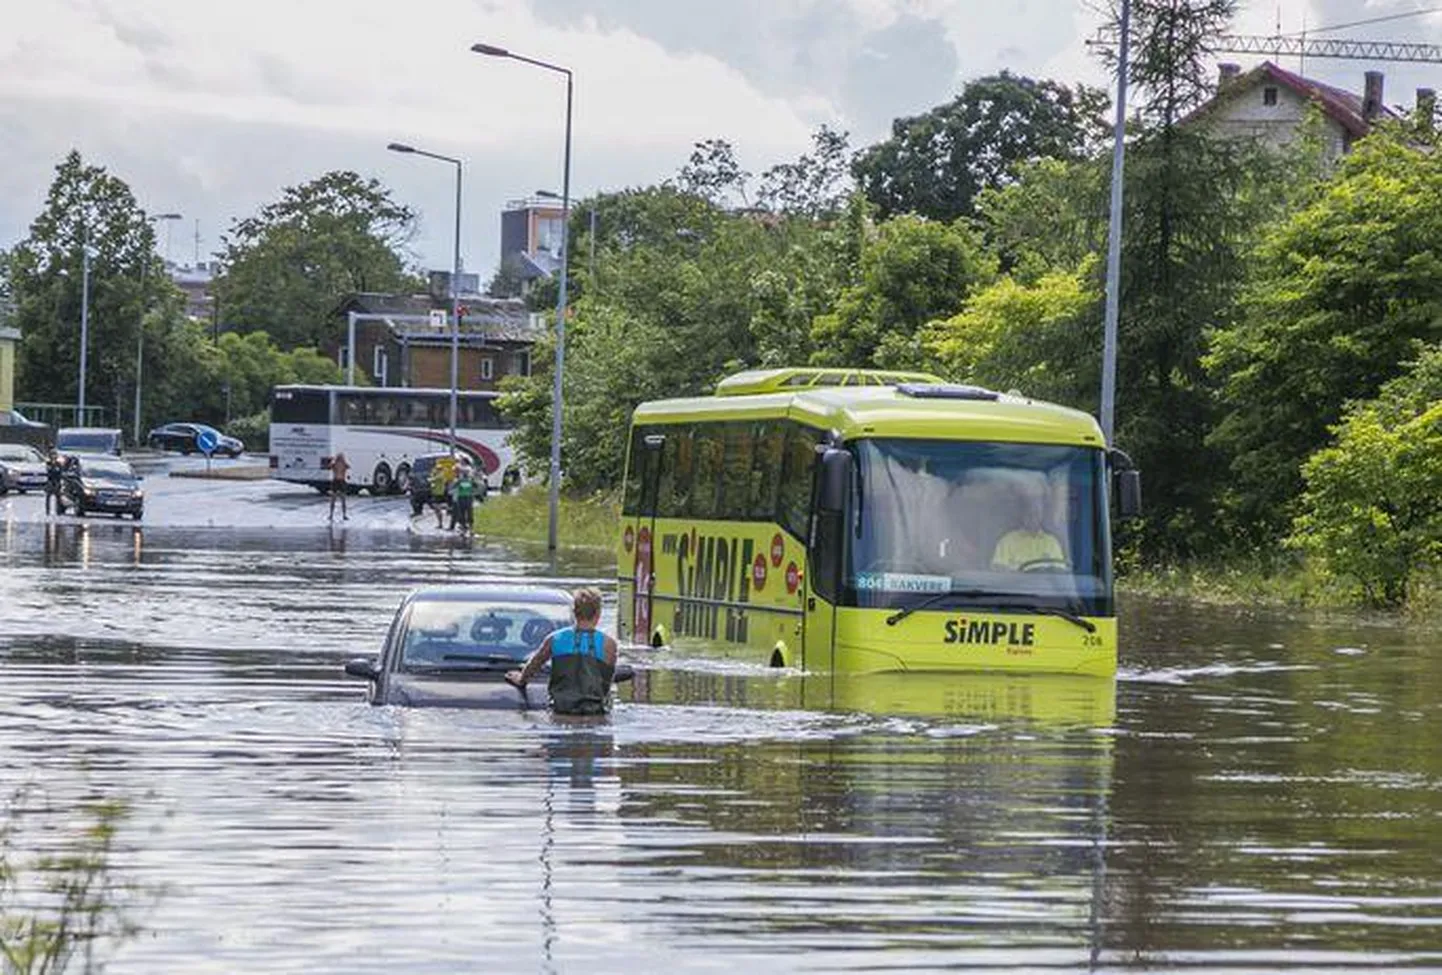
left=370, top=462, right=393, bottom=496
left=650, top=624, right=668, bottom=649
left=769, top=643, right=789, bottom=669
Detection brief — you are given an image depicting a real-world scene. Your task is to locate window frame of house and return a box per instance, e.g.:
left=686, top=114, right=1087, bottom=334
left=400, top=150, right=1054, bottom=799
left=480, top=357, right=494, bottom=381
left=1262, top=86, right=1278, bottom=107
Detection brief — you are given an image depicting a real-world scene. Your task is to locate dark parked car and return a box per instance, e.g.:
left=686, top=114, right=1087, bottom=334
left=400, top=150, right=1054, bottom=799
left=146, top=422, right=244, bottom=457
left=0, top=443, right=48, bottom=494
left=56, top=427, right=123, bottom=456
left=343, top=587, right=631, bottom=709
left=57, top=455, right=144, bottom=520
left=404, top=453, right=488, bottom=516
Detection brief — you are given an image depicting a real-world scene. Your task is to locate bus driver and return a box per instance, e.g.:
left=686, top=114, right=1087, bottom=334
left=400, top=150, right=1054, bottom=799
left=991, top=481, right=1068, bottom=573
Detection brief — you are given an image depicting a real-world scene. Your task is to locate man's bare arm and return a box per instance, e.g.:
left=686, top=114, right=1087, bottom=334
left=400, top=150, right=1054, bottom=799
left=508, top=636, right=554, bottom=686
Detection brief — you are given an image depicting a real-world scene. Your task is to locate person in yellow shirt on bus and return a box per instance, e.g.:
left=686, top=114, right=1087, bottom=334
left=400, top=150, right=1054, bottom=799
left=991, top=482, right=1068, bottom=573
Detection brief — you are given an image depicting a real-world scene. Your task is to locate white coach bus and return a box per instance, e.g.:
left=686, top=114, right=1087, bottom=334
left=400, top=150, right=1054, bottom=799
left=268, top=385, right=521, bottom=494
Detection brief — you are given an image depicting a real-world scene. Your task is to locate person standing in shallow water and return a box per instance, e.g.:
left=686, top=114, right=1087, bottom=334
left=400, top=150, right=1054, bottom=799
left=44, top=448, right=63, bottom=517
left=328, top=451, right=350, bottom=522
left=506, top=588, right=618, bottom=715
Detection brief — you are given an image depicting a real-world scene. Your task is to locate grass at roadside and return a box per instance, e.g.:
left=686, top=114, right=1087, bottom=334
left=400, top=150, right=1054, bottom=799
left=1119, top=555, right=1442, bottom=622
left=471, top=486, right=619, bottom=551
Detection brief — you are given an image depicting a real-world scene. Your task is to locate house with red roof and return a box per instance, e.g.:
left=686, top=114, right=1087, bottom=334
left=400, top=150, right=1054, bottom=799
left=1190, top=61, right=1425, bottom=162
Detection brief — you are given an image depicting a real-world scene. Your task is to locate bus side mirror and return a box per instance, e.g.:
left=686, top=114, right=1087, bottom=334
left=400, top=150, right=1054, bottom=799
left=1116, top=470, right=1142, bottom=519
left=817, top=448, right=852, bottom=513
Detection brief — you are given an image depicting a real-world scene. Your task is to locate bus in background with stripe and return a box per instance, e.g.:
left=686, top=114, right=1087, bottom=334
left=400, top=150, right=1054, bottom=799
left=617, top=367, right=1141, bottom=677
left=268, top=384, right=521, bottom=495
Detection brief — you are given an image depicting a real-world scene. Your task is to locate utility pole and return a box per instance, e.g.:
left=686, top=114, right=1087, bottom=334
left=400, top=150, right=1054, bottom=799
left=1100, top=0, right=1130, bottom=446
left=78, top=237, right=90, bottom=427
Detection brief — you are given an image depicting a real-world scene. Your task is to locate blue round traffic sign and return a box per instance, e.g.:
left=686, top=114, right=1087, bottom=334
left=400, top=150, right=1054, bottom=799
left=196, top=428, right=219, bottom=455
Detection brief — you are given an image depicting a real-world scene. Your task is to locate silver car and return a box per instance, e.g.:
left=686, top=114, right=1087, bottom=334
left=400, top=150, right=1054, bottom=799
left=0, top=443, right=48, bottom=494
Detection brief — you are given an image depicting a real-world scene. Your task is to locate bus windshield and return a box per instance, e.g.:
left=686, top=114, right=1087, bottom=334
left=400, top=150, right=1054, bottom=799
left=849, top=439, right=1112, bottom=616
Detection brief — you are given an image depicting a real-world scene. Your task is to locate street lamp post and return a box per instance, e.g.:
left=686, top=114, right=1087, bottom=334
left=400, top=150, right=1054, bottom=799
left=474, top=42, right=572, bottom=553
left=387, top=142, right=463, bottom=454
left=78, top=239, right=90, bottom=426
left=1100, top=0, right=1131, bottom=446
left=135, top=212, right=183, bottom=445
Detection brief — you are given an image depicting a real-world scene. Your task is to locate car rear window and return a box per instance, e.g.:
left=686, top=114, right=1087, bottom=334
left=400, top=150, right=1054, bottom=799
left=400, top=600, right=571, bottom=668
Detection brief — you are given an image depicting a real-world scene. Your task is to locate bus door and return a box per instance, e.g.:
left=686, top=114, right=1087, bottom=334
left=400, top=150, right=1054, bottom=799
left=628, top=433, right=665, bottom=645
left=806, top=445, right=849, bottom=671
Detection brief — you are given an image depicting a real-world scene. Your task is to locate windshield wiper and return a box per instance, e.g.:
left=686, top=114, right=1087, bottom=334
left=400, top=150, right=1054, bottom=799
left=884, top=588, right=1096, bottom=632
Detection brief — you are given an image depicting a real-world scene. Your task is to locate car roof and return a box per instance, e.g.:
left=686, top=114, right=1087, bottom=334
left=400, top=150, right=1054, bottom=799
left=58, top=427, right=122, bottom=436
left=403, top=586, right=573, bottom=607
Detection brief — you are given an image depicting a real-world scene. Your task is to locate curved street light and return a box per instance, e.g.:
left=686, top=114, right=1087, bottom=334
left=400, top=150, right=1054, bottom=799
left=387, top=141, right=463, bottom=453
left=472, top=41, right=572, bottom=553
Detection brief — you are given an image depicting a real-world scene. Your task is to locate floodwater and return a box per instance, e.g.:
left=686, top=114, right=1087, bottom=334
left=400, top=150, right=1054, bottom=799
left=2, top=509, right=1441, bottom=971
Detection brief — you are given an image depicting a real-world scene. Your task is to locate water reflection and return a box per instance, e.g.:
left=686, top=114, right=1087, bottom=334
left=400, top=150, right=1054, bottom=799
left=1, top=525, right=1440, bottom=970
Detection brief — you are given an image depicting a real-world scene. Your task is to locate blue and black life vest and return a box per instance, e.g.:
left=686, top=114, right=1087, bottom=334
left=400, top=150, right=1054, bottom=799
left=548, top=626, right=614, bottom=715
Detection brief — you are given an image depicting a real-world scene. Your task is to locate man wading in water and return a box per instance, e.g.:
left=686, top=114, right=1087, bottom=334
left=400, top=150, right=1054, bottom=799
left=506, top=588, right=618, bottom=715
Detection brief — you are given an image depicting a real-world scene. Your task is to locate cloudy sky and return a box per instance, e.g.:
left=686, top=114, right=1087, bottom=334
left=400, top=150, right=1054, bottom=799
left=3, top=0, right=1441, bottom=277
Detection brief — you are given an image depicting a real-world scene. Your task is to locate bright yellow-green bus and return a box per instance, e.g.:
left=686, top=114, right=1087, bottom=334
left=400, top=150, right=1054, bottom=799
left=615, top=368, right=1141, bottom=676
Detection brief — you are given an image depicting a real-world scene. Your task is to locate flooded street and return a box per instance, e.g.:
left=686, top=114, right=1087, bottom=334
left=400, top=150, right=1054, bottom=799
left=2, top=496, right=1441, bottom=970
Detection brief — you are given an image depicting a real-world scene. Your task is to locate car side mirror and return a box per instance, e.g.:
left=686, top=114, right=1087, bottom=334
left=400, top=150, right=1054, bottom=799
left=1116, top=470, right=1142, bottom=519
left=344, top=658, right=380, bottom=681
left=817, top=448, right=852, bottom=514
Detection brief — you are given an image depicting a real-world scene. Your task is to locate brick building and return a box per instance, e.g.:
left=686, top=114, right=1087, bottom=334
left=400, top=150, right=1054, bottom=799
left=330, top=287, right=542, bottom=392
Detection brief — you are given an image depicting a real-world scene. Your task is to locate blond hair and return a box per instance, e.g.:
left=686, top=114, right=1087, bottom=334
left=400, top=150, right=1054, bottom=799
left=572, top=587, right=603, bottom=622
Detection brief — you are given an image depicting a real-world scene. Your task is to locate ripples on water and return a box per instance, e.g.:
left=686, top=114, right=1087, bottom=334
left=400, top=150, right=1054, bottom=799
left=2, top=522, right=1440, bottom=971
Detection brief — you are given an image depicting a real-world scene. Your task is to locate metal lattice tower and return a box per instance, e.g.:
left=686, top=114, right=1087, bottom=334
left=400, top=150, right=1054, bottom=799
left=1210, top=34, right=1442, bottom=64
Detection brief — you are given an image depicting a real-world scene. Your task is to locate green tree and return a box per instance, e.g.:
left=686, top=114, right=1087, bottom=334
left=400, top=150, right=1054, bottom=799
left=1208, top=130, right=1442, bottom=538
left=853, top=72, right=1109, bottom=222
left=756, top=126, right=853, bottom=217
left=499, top=184, right=854, bottom=491
left=976, top=157, right=1108, bottom=280
left=8, top=150, right=170, bottom=428
left=1289, top=345, right=1442, bottom=607
left=214, top=171, right=418, bottom=348
left=923, top=260, right=1101, bottom=402
left=810, top=215, right=995, bottom=370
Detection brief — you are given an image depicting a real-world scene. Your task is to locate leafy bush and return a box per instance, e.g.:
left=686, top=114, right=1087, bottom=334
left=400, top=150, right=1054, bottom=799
left=1289, top=345, right=1442, bottom=607
left=225, top=410, right=270, bottom=454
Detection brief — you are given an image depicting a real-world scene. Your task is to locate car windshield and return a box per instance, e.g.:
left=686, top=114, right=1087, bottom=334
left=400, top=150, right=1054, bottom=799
left=0, top=445, right=42, bottom=463
left=79, top=460, right=135, bottom=482
left=849, top=438, right=1112, bottom=616
left=399, top=599, right=571, bottom=670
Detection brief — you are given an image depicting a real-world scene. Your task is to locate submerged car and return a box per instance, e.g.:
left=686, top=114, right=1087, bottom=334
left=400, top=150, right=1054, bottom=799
left=344, top=587, right=631, bottom=709
left=0, top=443, right=48, bottom=494
left=147, top=422, right=244, bottom=457
left=57, top=455, right=144, bottom=519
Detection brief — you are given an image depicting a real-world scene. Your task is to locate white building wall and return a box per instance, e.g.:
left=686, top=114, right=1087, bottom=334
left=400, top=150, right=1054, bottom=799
left=1203, top=82, right=1349, bottom=161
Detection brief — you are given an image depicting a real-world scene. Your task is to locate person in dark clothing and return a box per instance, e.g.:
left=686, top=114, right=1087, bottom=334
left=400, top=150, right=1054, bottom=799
left=506, top=588, right=618, bottom=715
left=44, top=449, right=63, bottom=517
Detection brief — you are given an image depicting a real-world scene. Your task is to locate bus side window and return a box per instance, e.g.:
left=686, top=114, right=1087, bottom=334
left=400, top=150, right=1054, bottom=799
left=777, top=423, right=819, bottom=541
left=690, top=425, right=724, bottom=520
left=657, top=426, right=691, bottom=518
left=719, top=422, right=754, bottom=520
left=750, top=422, right=785, bottom=521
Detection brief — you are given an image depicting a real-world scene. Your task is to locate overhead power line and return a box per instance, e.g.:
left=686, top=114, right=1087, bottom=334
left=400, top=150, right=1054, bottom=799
left=1292, top=6, right=1442, bottom=37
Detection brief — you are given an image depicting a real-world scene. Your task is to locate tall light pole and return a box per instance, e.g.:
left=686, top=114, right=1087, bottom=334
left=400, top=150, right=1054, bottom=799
left=473, top=42, right=572, bottom=553
left=1100, top=0, right=1131, bottom=446
left=135, top=212, right=182, bottom=445
left=387, top=142, right=463, bottom=454
left=78, top=236, right=91, bottom=427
